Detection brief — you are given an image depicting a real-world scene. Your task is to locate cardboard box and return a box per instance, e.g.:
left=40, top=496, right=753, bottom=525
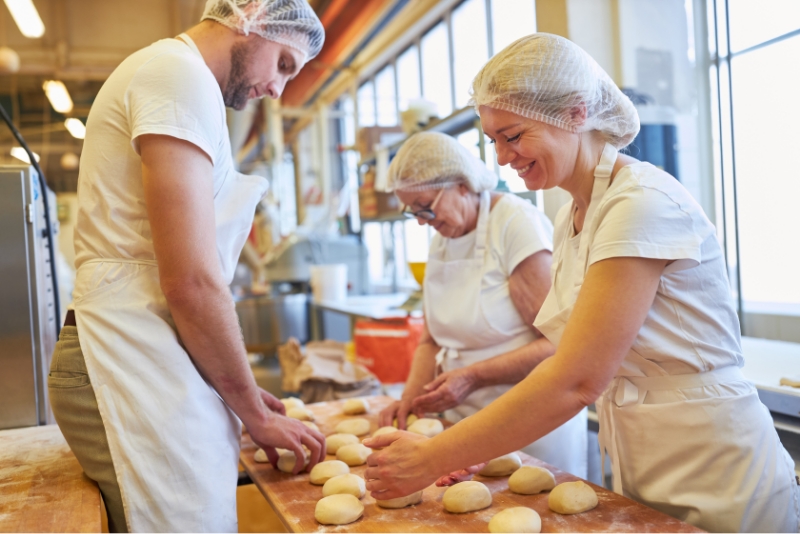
left=356, top=126, right=404, bottom=156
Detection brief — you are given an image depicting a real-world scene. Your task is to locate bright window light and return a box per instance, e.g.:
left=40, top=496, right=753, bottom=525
left=11, top=146, right=39, bottom=163
left=64, top=118, right=85, bottom=139
left=4, top=0, right=45, bottom=38
left=42, top=80, right=73, bottom=113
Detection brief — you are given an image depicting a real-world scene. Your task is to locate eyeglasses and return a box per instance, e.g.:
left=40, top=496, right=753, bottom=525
left=400, top=187, right=447, bottom=221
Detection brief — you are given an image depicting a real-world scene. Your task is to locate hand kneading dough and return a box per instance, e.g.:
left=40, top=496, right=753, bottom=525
left=322, top=474, right=366, bottom=498
left=376, top=490, right=423, bottom=509
left=442, top=481, right=492, bottom=513
left=315, top=494, right=364, bottom=525
left=287, top=407, right=315, bottom=421
left=309, top=460, right=350, bottom=485
left=392, top=414, right=418, bottom=428
left=342, top=398, right=369, bottom=415
left=336, top=443, right=372, bottom=466
left=372, top=426, right=399, bottom=437
left=508, top=466, right=556, bottom=494
left=479, top=452, right=522, bottom=476
left=281, top=397, right=304, bottom=410
left=277, top=450, right=309, bottom=473
left=335, top=418, right=371, bottom=436
left=548, top=481, right=598, bottom=514
left=326, top=433, right=360, bottom=454
left=488, top=507, right=542, bottom=533
left=407, top=418, right=444, bottom=437
left=302, top=421, right=319, bottom=431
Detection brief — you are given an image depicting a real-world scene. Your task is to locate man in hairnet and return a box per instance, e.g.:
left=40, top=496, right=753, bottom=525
left=46, top=2, right=325, bottom=532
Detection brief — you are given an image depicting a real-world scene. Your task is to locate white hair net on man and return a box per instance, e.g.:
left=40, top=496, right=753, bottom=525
left=387, top=131, right=498, bottom=193
left=203, top=0, right=324, bottom=61
left=470, top=33, right=639, bottom=149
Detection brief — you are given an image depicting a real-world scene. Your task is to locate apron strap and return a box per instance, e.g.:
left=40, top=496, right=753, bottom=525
left=474, top=190, right=491, bottom=256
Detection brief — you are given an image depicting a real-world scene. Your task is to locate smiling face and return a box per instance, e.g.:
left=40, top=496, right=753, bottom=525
left=395, top=184, right=480, bottom=239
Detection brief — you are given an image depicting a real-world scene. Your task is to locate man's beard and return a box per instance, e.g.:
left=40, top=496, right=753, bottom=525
left=223, top=42, right=253, bottom=110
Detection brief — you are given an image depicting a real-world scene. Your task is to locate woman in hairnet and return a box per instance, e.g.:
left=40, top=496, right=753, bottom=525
left=378, top=131, right=588, bottom=478
left=365, top=34, right=799, bottom=533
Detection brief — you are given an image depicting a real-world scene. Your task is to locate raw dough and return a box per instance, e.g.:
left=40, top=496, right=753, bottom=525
left=342, top=398, right=369, bottom=415
left=372, top=426, right=399, bottom=437
left=336, top=443, right=372, bottom=466
left=302, top=421, right=320, bottom=432
left=392, top=414, right=418, bottom=428
left=335, top=418, right=371, bottom=436
left=281, top=397, right=304, bottom=410
left=407, top=418, right=444, bottom=438
left=780, top=376, right=800, bottom=388
left=488, top=507, right=542, bottom=533
left=287, top=407, right=315, bottom=421
left=548, top=481, right=598, bottom=514
left=508, top=466, right=556, bottom=494
left=254, top=448, right=268, bottom=463
left=479, top=453, right=522, bottom=476
left=309, top=460, right=350, bottom=485
left=315, top=494, right=364, bottom=525
left=442, top=481, right=492, bottom=513
left=277, top=450, right=309, bottom=473
left=326, top=433, right=360, bottom=454
left=376, top=490, right=423, bottom=509
left=322, top=474, right=366, bottom=498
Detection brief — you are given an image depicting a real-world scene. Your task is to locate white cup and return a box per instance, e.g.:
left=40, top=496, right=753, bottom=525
left=309, top=264, right=348, bottom=303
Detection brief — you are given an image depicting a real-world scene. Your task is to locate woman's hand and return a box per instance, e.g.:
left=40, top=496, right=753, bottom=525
left=435, top=463, right=488, bottom=486
left=362, top=431, right=441, bottom=500
left=411, top=367, right=479, bottom=414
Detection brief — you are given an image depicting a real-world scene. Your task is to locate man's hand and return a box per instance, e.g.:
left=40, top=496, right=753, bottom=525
left=259, top=388, right=286, bottom=415
left=247, top=412, right=326, bottom=474
left=434, top=463, right=487, bottom=486
left=411, top=367, right=479, bottom=414
left=378, top=398, right=423, bottom=430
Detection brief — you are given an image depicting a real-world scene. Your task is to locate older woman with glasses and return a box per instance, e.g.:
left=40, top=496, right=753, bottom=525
left=379, top=131, right=588, bottom=478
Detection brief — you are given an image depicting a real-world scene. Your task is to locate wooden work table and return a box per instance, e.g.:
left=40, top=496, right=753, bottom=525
left=0, top=425, right=102, bottom=533
left=240, top=395, right=702, bottom=533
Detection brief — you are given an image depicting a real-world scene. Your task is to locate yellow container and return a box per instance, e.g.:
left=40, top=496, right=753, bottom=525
left=408, top=262, right=426, bottom=286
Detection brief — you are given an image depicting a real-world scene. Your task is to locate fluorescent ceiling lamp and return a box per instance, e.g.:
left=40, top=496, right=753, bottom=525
left=64, top=118, right=85, bottom=139
left=11, top=146, right=39, bottom=163
left=4, top=0, right=45, bottom=38
left=43, top=80, right=73, bottom=113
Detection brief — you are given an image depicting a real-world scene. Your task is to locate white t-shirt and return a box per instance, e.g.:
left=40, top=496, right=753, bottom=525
left=73, top=35, right=233, bottom=270
left=548, top=162, right=743, bottom=375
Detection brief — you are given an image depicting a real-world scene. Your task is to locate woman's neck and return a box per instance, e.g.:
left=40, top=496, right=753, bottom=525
left=560, top=134, right=606, bottom=228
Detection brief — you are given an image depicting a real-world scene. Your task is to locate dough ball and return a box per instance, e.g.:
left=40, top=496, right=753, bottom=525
left=302, top=421, right=320, bottom=432
left=479, top=453, right=522, bottom=477
left=488, top=507, right=542, bottom=533
left=281, top=397, right=305, bottom=410
left=335, top=418, right=371, bottom=436
left=309, top=460, right=350, bottom=485
left=407, top=418, right=444, bottom=438
left=326, top=433, right=360, bottom=454
left=277, top=450, right=309, bottom=473
left=508, top=466, right=556, bottom=495
left=322, top=474, right=366, bottom=498
left=372, top=426, right=399, bottom=437
left=548, top=481, right=598, bottom=514
left=287, top=406, right=315, bottom=421
left=392, top=414, right=418, bottom=428
left=336, top=443, right=372, bottom=466
left=315, top=494, right=364, bottom=525
left=376, top=490, right=423, bottom=509
left=780, top=376, right=800, bottom=388
left=254, top=448, right=268, bottom=463
left=442, top=481, right=492, bottom=513
left=342, top=398, right=369, bottom=415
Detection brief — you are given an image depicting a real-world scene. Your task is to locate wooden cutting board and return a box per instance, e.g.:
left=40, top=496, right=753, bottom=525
left=240, top=395, right=702, bottom=533
left=0, top=425, right=102, bottom=533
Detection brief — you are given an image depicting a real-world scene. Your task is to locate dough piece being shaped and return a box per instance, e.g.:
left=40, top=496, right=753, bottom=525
left=336, top=443, right=372, bottom=466
left=315, top=494, right=364, bottom=525
left=479, top=453, right=522, bottom=477
left=287, top=407, right=315, bottom=421
left=309, top=460, right=350, bottom=485
left=277, top=450, right=309, bottom=473
left=302, top=421, right=320, bottom=432
left=254, top=448, right=268, bottom=463
left=442, top=481, right=492, bottom=513
left=281, top=397, right=304, bottom=410
left=548, top=481, right=598, bottom=514
left=508, top=466, right=556, bottom=494
left=488, top=507, right=542, bottom=533
left=407, top=418, right=444, bottom=438
left=322, top=474, right=366, bottom=498
left=335, top=418, right=371, bottom=436
left=392, top=414, right=418, bottom=428
left=372, top=426, right=399, bottom=437
left=342, top=398, right=369, bottom=415
left=376, top=490, right=423, bottom=509
left=326, top=433, right=360, bottom=455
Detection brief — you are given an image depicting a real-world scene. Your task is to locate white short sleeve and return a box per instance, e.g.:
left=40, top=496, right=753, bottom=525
left=497, top=196, right=554, bottom=275
left=126, top=53, right=223, bottom=163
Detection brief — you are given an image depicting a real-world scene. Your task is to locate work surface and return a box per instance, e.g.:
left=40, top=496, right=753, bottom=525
left=240, top=396, right=702, bottom=533
left=0, top=425, right=102, bottom=533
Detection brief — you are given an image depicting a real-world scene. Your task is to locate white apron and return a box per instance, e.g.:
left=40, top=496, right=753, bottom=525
left=424, top=191, right=588, bottom=477
left=535, top=143, right=800, bottom=533
left=73, top=169, right=268, bottom=532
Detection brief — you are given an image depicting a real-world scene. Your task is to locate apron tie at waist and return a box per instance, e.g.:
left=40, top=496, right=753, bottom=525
left=434, top=347, right=459, bottom=373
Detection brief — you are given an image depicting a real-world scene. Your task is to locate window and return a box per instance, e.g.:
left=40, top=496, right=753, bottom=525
left=727, top=0, right=800, bottom=53
left=375, top=65, right=397, bottom=126
left=451, top=0, right=489, bottom=109
left=396, top=45, right=421, bottom=112
left=420, top=21, right=453, bottom=119
left=491, top=0, right=536, bottom=55
left=357, top=81, right=376, bottom=127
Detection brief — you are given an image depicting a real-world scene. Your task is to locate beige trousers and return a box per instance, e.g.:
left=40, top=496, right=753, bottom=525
left=48, top=326, right=128, bottom=533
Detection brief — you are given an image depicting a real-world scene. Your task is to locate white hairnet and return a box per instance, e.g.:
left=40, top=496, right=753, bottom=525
left=203, top=0, right=324, bottom=61
left=470, top=33, right=639, bottom=148
left=387, top=132, right=498, bottom=193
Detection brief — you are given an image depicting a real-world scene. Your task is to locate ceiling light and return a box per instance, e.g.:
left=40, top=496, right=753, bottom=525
left=11, top=146, right=39, bottom=163
left=64, top=118, right=85, bottom=139
left=42, top=80, right=73, bottom=114
left=4, top=0, right=45, bottom=38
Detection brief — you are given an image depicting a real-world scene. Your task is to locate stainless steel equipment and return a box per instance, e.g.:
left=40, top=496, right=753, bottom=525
left=0, top=165, right=57, bottom=430
left=235, top=291, right=309, bottom=356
